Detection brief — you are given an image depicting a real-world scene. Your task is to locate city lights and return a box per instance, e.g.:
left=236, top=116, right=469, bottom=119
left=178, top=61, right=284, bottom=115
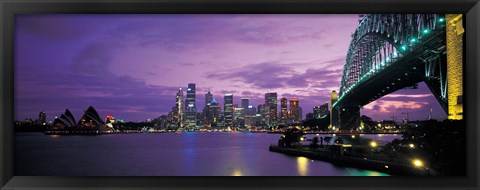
left=15, top=13, right=463, bottom=177
left=412, top=159, right=424, bottom=167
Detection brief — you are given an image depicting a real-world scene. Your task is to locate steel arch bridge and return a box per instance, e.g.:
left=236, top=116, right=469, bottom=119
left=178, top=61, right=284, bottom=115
left=331, top=14, right=463, bottom=130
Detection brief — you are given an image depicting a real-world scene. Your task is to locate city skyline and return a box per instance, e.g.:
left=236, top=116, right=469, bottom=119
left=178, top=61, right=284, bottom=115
left=15, top=14, right=446, bottom=122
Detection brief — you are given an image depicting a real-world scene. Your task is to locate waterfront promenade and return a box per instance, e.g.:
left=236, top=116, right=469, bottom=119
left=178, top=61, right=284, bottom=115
left=269, top=145, right=430, bottom=176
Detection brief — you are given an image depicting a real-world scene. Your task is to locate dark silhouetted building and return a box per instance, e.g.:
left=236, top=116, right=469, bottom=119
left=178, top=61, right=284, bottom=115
left=241, top=98, right=249, bottom=109
left=39, top=111, right=46, bottom=124
left=224, top=94, right=233, bottom=128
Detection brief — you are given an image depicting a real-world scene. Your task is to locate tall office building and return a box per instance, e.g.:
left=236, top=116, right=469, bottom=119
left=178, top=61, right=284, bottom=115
left=246, top=105, right=257, bottom=116
left=313, top=106, right=322, bottom=119
left=257, top=104, right=267, bottom=127
left=306, top=113, right=314, bottom=120
left=280, top=98, right=288, bottom=125
left=218, top=111, right=225, bottom=128
left=209, top=99, right=220, bottom=127
left=175, top=88, right=184, bottom=127
left=241, top=98, right=249, bottom=109
left=265, top=93, right=278, bottom=127
left=39, top=111, right=46, bottom=124
left=205, top=91, right=213, bottom=107
left=319, top=102, right=329, bottom=117
left=203, top=91, right=213, bottom=125
left=290, top=98, right=301, bottom=123
left=313, top=103, right=329, bottom=119
left=244, top=105, right=257, bottom=129
left=233, top=107, right=245, bottom=129
left=185, top=83, right=196, bottom=128
left=330, top=90, right=339, bottom=129
left=224, top=94, right=233, bottom=128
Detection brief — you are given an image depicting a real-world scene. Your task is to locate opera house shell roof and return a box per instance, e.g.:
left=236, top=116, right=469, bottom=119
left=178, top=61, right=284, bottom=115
left=53, top=109, right=77, bottom=128
left=53, top=106, right=103, bottom=128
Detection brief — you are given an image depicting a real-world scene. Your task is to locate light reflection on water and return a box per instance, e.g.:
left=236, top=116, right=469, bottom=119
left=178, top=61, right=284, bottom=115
left=297, top=157, right=309, bottom=176
left=232, top=169, right=243, bottom=176
left=16, top=132, right=392, bottom=176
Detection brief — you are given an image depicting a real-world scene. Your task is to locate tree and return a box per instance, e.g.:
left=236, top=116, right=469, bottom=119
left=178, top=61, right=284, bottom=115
left=278, top=128, right=304, bottom=148
left=335, top=137, right=344, bottom=144
left=324, top=136, right=333, bottom=146
left=309, top=137, right=319, bottom=150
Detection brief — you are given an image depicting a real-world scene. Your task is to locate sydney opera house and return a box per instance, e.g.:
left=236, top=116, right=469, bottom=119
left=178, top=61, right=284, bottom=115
left=46, top=106, right=112, bottom=135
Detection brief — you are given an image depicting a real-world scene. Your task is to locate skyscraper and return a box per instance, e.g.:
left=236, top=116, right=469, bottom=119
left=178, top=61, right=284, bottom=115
left=241, top=98, right=249, bottom=109
left=205, top=91, right=213, bottom=107
left=320, top=102, right=329, bottom=117
left=280, top=98, right=288, bottom=125
left=313, top=103, right=329, bottom=119
left=39, top=111, right=46, bottom=124
left=290, top=98, right=301, bottom=123
left=175, top=88, right=184, bottom=127
left=330, top=90, right=339, bottom=129
left=244, top=105, right=257, bottom=129
left=209, top=99, right=220, bottom=127
left=185, top=83, right=196, bottom=128
left=313, top=106, right=322, bottom=119
left=203, top=91, right=213, bottom=125
left=233, top=107, right=245, bottom=129
left=265, top=93, right=278, bottom=127
left=224, top=94, right=233, bottom=128
left=257, top=104, right=267, bottom=127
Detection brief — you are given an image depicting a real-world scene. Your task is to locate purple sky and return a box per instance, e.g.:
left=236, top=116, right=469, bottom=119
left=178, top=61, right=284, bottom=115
left=14, top=14, right=447, bottom=122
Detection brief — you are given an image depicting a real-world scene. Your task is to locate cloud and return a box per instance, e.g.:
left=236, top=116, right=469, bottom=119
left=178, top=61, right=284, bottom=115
left=105, top=15, right=332, bottom=52
left=363, top=100, right=429, bottom=113
left=72, top=42, right=124, bottom=75
left=206, top=61, right=293, bottom=89
left=205, top=60, right=344, bottom=96
left=16, top=15, right=91, bottom=40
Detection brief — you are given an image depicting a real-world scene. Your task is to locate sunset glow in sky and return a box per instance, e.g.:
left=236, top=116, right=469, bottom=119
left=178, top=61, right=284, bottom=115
left=14, top=14, right=447, bottom=122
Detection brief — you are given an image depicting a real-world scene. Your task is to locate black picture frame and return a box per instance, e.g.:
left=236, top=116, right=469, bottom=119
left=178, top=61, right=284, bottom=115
left=1, top=0, right=479, bottom=189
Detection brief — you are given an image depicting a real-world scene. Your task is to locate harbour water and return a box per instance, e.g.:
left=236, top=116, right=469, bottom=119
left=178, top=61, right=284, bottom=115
left=15, top=132, right=397, bottom=176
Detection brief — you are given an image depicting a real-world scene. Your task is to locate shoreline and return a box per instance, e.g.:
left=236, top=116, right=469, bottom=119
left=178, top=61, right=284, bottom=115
left=269, top=145, right=431, bottom=176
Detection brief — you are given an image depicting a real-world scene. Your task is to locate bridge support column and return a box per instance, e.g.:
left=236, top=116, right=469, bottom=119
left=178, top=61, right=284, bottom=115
left=446, top=14, right=464, bottom=120
left=338, top=106, right=360, bottom=130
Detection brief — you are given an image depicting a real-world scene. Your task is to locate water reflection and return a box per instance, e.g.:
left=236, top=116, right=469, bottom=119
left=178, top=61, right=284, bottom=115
left=297, top=156, right=309, bottom=176
left=232, top=169, right=243, bottom=176
left=49, top=135, right=60, bottom=138
left=16, top=133, right=393, bottom=176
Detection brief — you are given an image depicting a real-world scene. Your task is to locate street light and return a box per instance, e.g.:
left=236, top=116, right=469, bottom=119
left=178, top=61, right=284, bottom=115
left=370, top=141, right=377, bottom=148
left=409, top=143, right=415, bottom=148
left=412, top=159, right=424, bottom=167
